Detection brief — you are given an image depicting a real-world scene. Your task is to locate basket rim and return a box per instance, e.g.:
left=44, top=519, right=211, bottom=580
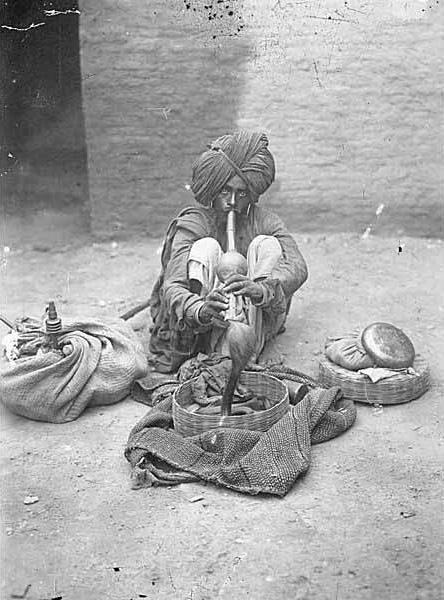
left=172, top=371, right=289, bottom=422
left=318, top=354, right=430, bottom=405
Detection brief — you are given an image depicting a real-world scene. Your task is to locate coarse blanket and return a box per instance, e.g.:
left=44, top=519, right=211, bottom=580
left=125, top=384, right=356, bottom=497
left=0, top=318, right=148, bottom=423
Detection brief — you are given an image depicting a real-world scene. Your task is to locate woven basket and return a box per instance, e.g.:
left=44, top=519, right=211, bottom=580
left=173, top=371, right=289, bottom=437
left=318, top=355, right=430, bottom=405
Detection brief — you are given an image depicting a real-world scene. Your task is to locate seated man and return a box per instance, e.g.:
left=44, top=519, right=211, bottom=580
left=148, top=130, right=308, bottom=373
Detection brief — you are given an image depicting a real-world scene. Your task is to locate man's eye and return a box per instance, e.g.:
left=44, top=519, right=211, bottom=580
left=221, top=189, right=229, bottom=195
left=239, top=191, right=247, bottom=198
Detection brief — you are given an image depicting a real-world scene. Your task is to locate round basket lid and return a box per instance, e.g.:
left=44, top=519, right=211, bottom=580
left=361, top=322, right=415, bottom=369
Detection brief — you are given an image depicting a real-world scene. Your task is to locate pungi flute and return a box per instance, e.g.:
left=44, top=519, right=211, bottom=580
left=216, top=208, right=256, bottom=416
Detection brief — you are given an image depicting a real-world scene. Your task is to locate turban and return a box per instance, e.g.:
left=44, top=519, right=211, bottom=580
left=191, top=130, right=275, bottom=207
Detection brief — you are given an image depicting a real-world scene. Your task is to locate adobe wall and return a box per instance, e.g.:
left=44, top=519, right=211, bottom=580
left=80, top=1, right=443, bottom=239
left=79, top=0, right=250, bottom=239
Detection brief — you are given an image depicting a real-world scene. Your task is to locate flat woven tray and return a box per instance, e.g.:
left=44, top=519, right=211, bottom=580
left=173, top=371, right=289, bottom=437
left=318, top=355, right=430, bottom=405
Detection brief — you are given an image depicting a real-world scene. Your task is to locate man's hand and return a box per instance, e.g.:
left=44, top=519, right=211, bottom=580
left=223, top=274, right=264, bottom=303
left=198, top=289, right=230, bottom=327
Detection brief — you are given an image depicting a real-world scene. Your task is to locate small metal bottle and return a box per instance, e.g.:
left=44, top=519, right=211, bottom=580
left=45, top=301, right=62, bottom=350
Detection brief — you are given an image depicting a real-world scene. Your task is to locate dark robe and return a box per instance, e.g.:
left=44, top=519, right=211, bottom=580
left=149, top=203, right=308, bottom=372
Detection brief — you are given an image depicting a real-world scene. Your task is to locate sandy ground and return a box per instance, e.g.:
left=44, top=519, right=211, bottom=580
left=0, top=232, right=443, bottom=600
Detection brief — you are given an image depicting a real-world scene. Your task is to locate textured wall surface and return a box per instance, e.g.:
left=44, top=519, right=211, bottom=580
left=238, top=0, right=444, bottom=237
left=80, top=0, right=249, bottom=239
left=1, top=1, right=89, bottom=248
left=80, top=0, right=443, bottom=238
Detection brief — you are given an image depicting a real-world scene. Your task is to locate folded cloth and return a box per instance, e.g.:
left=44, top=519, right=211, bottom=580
left=178, top=352, right=232, bottom=391
left=358, top=366, right=419, bottom=383
left=131, top=352, right=232, bottom=407
left=124, top=385, right=356, bottom=496
left=130, top=370, right=178, bottom=407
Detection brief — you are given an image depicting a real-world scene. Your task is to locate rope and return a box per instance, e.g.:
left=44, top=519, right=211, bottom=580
left=246, top=363, right=323, bottom=388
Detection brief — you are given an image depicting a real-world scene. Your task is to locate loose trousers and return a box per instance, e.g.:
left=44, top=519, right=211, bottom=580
left=188, top=235, right=284, bottom=360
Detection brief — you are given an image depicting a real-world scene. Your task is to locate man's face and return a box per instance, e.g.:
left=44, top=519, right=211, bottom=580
left=212, top=175, right=252, bottom=215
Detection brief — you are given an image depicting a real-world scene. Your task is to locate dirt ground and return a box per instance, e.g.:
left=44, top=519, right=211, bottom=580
left=0, top=231, right=443, bottom=600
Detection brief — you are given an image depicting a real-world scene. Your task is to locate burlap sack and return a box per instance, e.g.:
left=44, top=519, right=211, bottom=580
left=0, top=318, right=148, bottom=423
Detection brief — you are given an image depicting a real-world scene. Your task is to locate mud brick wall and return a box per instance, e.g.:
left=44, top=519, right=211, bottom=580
left=237, top=0, right=443, bottom=237
left=80, top=1, right=443, bottom=239
left=79, top=0, right=250, bottom=239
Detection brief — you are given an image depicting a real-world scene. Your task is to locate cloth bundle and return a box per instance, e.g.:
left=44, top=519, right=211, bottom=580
left=0, top=318, right=148, bottom=423
left=325, top=331, right=374, bottom=371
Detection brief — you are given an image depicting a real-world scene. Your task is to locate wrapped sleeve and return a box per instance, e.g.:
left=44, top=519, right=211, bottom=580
left=253, top=209, right=308, bottom=311
left=161, top=226, right=207, bottom=330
